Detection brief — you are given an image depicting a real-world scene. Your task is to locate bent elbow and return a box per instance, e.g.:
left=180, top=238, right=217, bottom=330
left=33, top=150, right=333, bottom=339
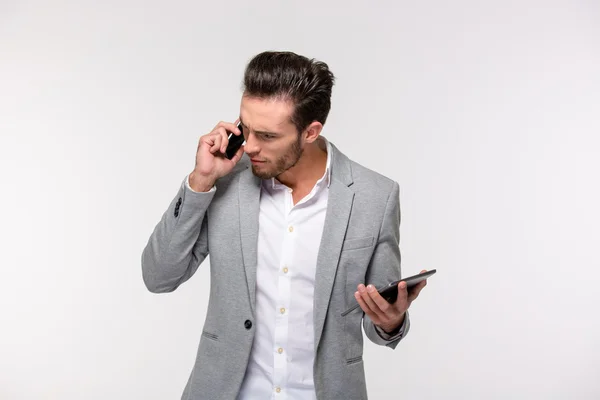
left=141, top=249, right=177, bottom=294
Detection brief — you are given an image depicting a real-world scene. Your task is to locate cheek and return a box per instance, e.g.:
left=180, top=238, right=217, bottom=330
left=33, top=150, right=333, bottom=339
left=259, top=138, right=294, bottom=161
left=262, top=143, right=283, bottom=159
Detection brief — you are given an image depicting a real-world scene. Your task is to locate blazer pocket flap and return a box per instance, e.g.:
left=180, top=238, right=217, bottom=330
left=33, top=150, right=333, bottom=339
left=201, top=330, right=219, bottom=341
left=342, top=236, right=374, bottom=251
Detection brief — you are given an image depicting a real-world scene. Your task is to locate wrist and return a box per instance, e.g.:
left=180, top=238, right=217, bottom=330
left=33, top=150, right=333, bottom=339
left=380, top=313, right=406, bottom=335
left=189, top=171, right=215, bottom=192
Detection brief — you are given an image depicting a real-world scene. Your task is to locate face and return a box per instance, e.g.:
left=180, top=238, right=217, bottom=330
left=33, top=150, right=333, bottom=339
left=239, top=95, right=304, bottom=179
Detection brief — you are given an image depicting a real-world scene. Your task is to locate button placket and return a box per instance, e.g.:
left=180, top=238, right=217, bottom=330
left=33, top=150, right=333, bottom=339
left=272, top=204, right=293, bottom=395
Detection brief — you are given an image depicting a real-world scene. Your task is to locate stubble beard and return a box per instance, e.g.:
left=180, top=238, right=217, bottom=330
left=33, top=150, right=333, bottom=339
left=251, top=135, right=303, bottom=180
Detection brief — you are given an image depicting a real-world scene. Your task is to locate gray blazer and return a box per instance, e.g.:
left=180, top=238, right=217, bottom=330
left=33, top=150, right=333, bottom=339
left=141, top=141, right=410, bottom=400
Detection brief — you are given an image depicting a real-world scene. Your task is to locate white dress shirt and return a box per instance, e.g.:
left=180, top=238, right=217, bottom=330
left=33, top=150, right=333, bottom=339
left=236, top=139, right=332, bottom=400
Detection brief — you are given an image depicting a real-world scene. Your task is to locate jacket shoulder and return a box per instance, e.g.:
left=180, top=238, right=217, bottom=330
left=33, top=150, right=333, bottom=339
left=348, top=159, right=398, bottom=195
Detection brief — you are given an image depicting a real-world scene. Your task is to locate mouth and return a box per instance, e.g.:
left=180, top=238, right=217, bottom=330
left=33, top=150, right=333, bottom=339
left=250, top=159, right=265, bottom=164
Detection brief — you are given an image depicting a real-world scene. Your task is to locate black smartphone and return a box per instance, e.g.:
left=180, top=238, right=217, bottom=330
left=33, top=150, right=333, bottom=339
left=225, top=122, right=245, bottom=159
left=341, top=269, right=436, bottom=317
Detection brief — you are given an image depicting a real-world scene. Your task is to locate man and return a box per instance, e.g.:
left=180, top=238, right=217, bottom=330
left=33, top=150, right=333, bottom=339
left=141, top=51, right=428, bottom=400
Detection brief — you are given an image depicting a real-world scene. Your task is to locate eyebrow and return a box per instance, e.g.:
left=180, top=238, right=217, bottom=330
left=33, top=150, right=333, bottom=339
left=239, top=118, right=281, bottom=136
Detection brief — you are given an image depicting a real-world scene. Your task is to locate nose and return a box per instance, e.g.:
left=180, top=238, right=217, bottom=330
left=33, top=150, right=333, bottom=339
left=244, top=133, right=260, bottom=156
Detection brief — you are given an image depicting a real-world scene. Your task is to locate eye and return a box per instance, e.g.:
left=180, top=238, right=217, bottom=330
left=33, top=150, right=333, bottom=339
left=256, top=133, right=275, bottom=140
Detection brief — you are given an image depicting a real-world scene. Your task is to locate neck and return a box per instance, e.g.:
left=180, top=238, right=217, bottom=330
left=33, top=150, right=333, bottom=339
left=276, top=138, right=328, bottom=191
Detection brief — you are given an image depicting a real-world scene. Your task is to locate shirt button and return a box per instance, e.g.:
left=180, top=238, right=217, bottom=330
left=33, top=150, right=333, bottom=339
left=288, top=226, right=294, bottom=233
left=244, top=320, right=252, bottom=330
left=283, top=267, right=289, bottom=273
left=280, top=307, right=286, bottom=314
left=277, top=347, right=284, bottom=354
left=288, top=188, right=293, bottom=193
left=275, top=387, right=281, bottom=393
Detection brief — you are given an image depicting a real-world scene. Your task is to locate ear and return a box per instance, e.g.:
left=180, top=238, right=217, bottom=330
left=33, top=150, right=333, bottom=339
left=303, top=121, right=323, bottom=143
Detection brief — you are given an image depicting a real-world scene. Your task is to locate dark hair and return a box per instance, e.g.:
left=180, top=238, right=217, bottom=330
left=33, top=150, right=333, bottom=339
left=242, top=51, right=335, bottom=134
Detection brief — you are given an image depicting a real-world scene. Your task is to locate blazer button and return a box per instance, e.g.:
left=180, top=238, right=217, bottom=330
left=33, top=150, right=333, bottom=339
left=244, top=320, right=252, bottom=330
left=174, top=197, right=182, bottom=217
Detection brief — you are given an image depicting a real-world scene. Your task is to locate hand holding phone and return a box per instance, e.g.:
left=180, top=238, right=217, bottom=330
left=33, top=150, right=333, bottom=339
left=341, top=269, right=436, bottom=317
left=189, top=121, right=245, bottom=192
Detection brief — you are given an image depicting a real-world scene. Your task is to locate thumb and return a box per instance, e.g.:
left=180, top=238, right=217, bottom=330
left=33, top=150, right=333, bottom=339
left=397, top=281, right=408, bottom=301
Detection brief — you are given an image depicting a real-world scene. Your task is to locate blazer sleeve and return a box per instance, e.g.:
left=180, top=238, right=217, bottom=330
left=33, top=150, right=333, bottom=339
left=141, top=174, right=216, bottom=293
left=362, top=181, right=411, bottom=349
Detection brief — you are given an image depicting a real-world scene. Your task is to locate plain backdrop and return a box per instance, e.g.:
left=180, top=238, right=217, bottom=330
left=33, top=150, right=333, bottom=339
left=1, top=0, right=599, bottom=399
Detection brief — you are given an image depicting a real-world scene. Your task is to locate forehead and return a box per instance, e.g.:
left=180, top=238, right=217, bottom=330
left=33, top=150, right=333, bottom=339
left=239, top=95, right=295, bottom=131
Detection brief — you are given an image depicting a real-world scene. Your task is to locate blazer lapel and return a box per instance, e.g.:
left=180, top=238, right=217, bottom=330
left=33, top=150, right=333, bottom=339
left=313, top=144, right=354, bottom=352
left=238, top=165, right=261, bottom=315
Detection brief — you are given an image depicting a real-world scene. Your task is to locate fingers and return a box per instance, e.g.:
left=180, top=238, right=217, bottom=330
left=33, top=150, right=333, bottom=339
left=407, top=280, right=427, bottom=302
left=213, top=133, right=225, bottom=154
left=397, top=281, right=408, bottom=304
left=355, top=284, right=399, bottom=324
left=355, top=270, right=430, bottom=323
left=357, top=284, right=384, bottom=313
left=354, top=293, right=371, bottom=315
left=214, top=120, right=241, bottom=136
left=210, top=121, right=242, bottom=154
left=201, top=127, right=228, bottom=154
left=364, top=284, right=393, bottom=313
left=399, top=269, right=429, bottom=303
left=217, top=127, right=230, bottom=154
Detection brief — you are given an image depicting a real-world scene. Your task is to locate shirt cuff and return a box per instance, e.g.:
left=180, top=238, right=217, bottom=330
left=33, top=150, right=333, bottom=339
left=186, top=174, right=216, bottom=193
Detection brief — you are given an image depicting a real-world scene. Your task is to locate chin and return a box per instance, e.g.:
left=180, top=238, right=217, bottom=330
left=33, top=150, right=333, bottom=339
left=251, top=165, right=276, bottom=180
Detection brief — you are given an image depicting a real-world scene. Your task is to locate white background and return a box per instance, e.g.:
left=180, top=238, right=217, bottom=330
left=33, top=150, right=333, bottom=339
left=1, top=1, right=599, bottom=399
